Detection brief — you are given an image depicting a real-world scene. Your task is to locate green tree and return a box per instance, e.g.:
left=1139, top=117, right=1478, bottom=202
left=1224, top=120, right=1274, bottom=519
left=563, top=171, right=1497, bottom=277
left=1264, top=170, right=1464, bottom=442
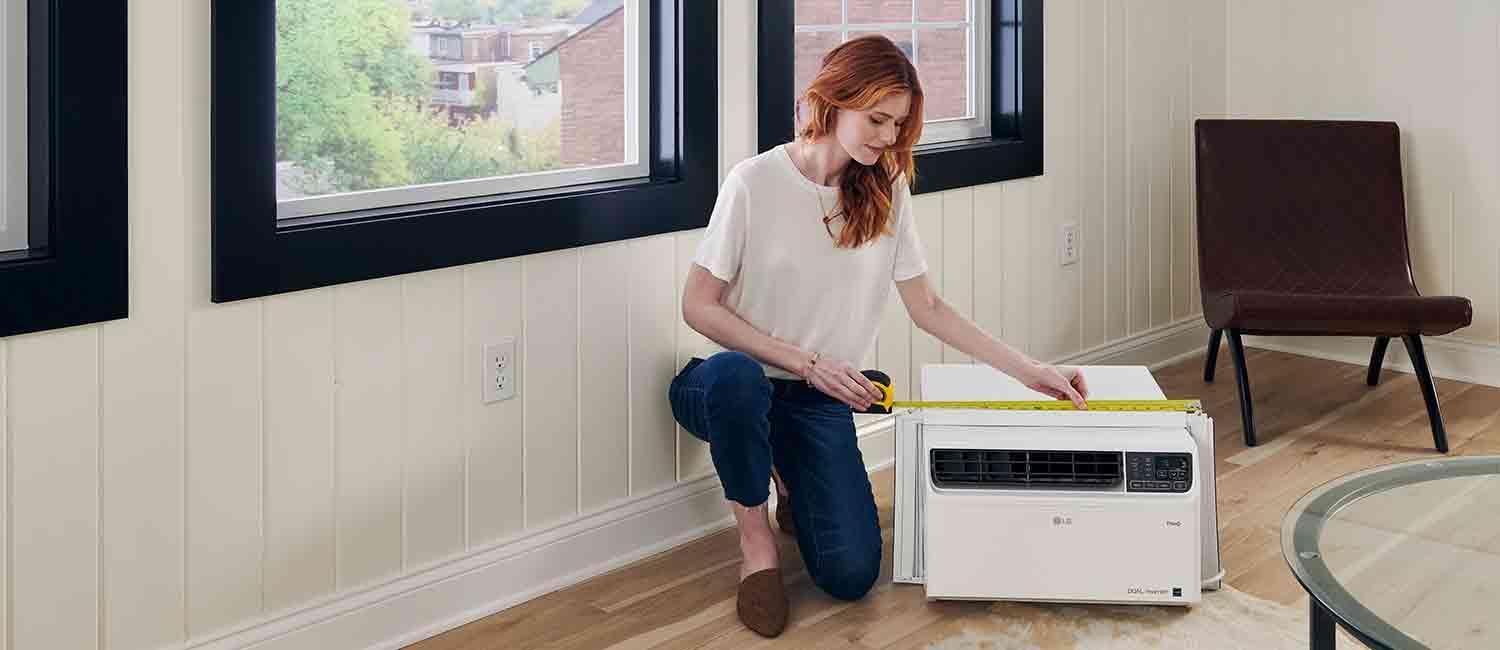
left=277, top=0, right=564, bottom=197
left=277, top=0, right=429, bottom=192
left=488, top=0, right=553, bottom=22
left=551, top=0, right=590, bottom=19
left=433, top=0, right=484, bottom=24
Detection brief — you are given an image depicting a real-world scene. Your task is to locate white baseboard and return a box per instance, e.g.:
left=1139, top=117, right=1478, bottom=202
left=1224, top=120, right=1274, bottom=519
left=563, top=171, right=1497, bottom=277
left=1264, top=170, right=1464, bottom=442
left=200, top=323, right=1206, bottom=650
left=1241, top=334, right=1500, bottom=389
left=1056, top=317, right=1212, bottom=371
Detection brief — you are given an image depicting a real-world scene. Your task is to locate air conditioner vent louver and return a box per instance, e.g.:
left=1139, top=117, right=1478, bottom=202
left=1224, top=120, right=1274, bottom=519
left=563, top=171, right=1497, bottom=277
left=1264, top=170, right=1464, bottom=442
left=930, top=449, right=1123, bottom=489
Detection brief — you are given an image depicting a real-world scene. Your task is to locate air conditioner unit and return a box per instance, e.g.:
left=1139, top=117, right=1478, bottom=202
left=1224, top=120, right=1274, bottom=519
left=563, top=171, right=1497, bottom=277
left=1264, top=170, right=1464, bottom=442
left=893, top=364, right=1222, bottom=607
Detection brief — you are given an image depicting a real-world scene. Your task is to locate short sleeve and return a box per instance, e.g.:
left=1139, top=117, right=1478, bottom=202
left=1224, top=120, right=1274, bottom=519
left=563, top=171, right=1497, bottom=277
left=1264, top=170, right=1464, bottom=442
left=892, top=183, right=929, bottom=281
left=693, top=169, right=749, bottom=282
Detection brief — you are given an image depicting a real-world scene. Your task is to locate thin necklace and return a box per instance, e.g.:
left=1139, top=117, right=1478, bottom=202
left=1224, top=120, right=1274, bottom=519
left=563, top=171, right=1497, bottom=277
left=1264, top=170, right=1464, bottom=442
left=796, top=142, right=839, bottom=235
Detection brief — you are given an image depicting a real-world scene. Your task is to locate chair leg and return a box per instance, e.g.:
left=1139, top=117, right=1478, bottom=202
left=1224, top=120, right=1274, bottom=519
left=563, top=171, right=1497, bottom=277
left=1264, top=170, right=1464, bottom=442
left=1367, top=336, right=1391, bottom=386
left=1402, top=335, right=1450, bottom=453
left=1227, top=329, right=1257, bottom=447
left=1204, top=329, right=1223, bottom=382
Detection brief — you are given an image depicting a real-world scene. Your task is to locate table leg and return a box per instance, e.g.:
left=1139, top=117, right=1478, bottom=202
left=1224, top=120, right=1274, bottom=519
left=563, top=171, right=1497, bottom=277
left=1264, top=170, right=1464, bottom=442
left=1310, top=598, right=1336, bottom=650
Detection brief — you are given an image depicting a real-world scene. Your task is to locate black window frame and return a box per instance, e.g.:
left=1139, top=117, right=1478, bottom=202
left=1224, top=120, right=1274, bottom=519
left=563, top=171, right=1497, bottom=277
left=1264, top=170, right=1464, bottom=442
left=757, top=0, right=1042, bottom=195
left=0, top=0, right=129, bottom=338
left=211, top=0, right=718, bottom=303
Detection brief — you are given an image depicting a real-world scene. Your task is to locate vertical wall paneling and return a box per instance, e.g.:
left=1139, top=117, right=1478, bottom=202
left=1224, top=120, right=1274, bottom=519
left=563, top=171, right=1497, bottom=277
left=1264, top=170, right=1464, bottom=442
left=402, top=271, right=466, bottom=567
left=8, top=331, right=98, bottom=650
left=1048, top=0, right=1081, bottom=360
left=971, top=184, right=1006, bottom=367
left=186, top=302, right=263, bottom=637
left=910, top=193, right=945, bottom=398
left=674, top=233, right=713, bottom=481
left=1105, top=0, right=1129, bottom=341
left=1148, top=0, right=1173, bottom=329
left=629, top=236, right=679, bottom=494
left=1001, top=182, right=1032, bottom=358
left=335, top=280, right=405, bottom=590
left=941, top=191, right=975, bottom=364
left=522, top=253, right=581, bottom=526
left=1170, top=0, right=1192, bottom=322
left=101, top=0, right=190, bottom=642
left=263, top=291, right=336, bottom=612
left=1080, top=0, right=1107, bottom=348
left=1190, top=0, right=1227, bottom=320
left=579, top=244, right=632, bottom=511
left=1, top=341, right=7, bottom=650
left=463, top=261, right=525, bottom=548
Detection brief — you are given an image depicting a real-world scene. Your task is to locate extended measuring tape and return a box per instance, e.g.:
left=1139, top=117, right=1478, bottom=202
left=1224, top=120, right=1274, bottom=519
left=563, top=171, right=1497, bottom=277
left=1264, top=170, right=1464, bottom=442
left=855, top=370, right=1202, bottom=415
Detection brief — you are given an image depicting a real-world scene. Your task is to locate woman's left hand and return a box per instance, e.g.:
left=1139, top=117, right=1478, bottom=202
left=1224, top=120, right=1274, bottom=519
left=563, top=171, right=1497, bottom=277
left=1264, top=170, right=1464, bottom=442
left=1020, top=363, right=1089, bottom=409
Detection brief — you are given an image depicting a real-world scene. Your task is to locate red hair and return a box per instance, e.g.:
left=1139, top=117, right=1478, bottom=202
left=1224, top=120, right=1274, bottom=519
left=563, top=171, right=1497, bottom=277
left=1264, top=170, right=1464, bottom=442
left=797, top=35, right=925, bottom=249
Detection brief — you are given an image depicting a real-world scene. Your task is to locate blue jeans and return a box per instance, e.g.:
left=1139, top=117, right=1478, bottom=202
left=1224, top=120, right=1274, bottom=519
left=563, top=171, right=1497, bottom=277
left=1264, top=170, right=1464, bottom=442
left=668, top=351, right=882, bottom=601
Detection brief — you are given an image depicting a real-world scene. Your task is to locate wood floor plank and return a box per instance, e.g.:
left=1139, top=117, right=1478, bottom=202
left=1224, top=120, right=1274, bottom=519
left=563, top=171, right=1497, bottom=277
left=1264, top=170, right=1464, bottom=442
left=404, top=351, right=1500, bottom=648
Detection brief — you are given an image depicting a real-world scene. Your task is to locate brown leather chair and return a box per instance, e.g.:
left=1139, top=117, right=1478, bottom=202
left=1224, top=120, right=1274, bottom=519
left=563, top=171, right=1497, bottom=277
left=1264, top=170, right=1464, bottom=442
left=1194, top=120, right=1472, bottom=452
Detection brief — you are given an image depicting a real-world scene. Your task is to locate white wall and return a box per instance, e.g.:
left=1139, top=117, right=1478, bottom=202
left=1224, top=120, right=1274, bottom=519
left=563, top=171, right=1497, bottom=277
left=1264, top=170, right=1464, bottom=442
left=1226, top=1, right=1500, bottom=368
left=0, top=1, right=1226, bottom=648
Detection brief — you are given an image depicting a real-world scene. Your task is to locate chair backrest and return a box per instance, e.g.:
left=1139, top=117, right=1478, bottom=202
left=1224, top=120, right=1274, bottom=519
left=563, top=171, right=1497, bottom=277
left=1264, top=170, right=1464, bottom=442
left=1194, top=120, right=1417, bottom=298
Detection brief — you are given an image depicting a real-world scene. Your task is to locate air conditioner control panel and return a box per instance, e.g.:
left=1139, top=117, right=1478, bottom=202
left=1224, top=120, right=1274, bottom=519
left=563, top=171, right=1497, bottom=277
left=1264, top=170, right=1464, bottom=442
left=1125, top=452, right=1193, bottom=493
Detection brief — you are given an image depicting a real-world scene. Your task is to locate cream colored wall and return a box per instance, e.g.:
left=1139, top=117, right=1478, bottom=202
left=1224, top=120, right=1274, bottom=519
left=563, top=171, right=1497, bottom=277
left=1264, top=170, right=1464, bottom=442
left=1225, top=0, right=1500, bottom=347
left=0, top=1, right=1225, bottom=647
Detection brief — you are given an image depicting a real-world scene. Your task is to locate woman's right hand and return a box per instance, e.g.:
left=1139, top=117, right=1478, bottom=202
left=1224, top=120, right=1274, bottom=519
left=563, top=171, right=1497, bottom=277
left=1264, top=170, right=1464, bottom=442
left=803, top=354, right=884, bottom=411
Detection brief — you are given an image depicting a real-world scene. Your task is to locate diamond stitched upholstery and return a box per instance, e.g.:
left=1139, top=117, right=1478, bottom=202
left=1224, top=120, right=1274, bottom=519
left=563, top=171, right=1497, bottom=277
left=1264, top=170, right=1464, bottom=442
left=1194, top=120, right=1472, bottom=337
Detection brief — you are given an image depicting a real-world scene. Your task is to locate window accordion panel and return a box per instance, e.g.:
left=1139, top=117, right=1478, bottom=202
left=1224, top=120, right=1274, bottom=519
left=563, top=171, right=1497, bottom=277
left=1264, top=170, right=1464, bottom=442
left=274, top=0, right=647, bottom=220
left=2, top=0, right=25, bottom=253
left=792, top=0, right=990, bottom=146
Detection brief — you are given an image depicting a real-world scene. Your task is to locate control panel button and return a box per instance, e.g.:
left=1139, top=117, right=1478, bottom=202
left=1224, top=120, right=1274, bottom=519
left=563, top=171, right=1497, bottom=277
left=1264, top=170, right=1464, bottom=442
left=1173, top=481, right=1188, bottom=491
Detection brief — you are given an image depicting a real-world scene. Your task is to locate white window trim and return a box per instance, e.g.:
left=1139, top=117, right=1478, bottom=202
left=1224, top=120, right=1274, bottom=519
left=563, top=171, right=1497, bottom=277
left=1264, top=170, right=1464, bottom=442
left=2, top=0, right=27, bottom=252
left=277, top=0, right=650, bottom=221
left=796, top=0, right=991, bottom=147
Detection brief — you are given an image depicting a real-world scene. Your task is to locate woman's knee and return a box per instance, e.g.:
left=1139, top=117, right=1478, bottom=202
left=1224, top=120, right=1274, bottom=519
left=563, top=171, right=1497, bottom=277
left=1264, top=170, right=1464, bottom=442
left=702, top=351, right=770, bottom=408
left=813, top=544, right=882, bottom=601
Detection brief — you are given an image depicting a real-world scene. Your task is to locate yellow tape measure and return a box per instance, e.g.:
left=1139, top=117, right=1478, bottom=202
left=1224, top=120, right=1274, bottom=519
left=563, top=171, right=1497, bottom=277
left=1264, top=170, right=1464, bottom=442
left=862, top=380, right=1201, bottom=415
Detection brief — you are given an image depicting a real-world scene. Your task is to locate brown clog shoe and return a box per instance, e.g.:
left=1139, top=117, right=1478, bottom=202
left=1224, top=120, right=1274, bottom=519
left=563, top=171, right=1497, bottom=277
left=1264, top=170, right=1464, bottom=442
left=774, top=494, right=795, bottom=536
left=737, top=568, right=788, bottom=637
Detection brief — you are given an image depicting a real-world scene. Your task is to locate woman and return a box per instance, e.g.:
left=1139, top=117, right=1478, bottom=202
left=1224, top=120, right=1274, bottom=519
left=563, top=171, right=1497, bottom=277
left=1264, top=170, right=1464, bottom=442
left=669, top=35, right=1089, bottom=638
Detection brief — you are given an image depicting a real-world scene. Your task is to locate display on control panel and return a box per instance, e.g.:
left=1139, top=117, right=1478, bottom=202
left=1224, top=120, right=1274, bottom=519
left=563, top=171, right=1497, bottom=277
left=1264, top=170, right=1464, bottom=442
left=1125, top=452, right=1193, bottom=493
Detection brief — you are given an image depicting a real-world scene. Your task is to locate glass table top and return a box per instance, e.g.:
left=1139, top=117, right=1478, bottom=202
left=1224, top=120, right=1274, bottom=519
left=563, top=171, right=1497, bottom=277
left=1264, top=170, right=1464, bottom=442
left=1282, top=456, right=1500, bottom=650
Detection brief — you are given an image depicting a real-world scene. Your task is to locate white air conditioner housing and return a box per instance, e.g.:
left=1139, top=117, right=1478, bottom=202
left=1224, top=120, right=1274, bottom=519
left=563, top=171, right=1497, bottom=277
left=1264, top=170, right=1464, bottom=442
left=893, top=364, right=1222, bottom=607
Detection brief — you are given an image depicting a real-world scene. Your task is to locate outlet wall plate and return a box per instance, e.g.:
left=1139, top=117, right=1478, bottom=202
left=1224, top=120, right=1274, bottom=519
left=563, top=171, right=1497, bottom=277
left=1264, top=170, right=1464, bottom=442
left=1060, top=222, right=1079, bottom=266
left=483, top=337, right=517, bottom=403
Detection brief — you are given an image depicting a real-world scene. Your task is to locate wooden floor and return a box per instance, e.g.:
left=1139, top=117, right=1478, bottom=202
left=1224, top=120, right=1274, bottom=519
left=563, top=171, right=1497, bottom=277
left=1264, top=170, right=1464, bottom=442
left=407, top=349, right=1500, bottom=649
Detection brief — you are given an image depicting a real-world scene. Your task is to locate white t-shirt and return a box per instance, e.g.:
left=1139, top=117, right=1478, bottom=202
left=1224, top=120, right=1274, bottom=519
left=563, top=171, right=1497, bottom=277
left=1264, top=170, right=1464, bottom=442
left=693, top=143, right=929, bottom=380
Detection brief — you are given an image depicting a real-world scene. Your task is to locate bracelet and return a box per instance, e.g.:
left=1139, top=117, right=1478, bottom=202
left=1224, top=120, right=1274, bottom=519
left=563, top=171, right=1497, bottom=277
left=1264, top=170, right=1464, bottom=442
left=804, top=351, right=820, bottom=384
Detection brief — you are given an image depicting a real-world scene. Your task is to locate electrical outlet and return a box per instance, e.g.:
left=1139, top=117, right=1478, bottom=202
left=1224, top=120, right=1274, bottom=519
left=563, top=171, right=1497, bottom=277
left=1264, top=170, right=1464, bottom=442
left=482, top=337, right=517, bottom=404
left=1060, top=222, right=1079, bottom=266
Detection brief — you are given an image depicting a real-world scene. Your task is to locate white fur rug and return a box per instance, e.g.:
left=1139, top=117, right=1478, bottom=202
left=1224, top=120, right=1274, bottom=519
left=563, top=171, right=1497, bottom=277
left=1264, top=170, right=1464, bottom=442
left=925, top=586, right=1315, bottom=650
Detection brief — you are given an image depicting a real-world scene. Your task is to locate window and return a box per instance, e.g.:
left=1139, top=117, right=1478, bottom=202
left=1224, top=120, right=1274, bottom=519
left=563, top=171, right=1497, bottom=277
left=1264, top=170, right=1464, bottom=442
left=0, top=0, right=129, bottom=337
left=2, top=0, right=25, bottom=253
left=274, top=0, right=647, bottom=220
left=213, top=0, right=718, bottom=302
left=793, top=0, right=990, bottom=146
left=759, top=0, right=1041, bottom=194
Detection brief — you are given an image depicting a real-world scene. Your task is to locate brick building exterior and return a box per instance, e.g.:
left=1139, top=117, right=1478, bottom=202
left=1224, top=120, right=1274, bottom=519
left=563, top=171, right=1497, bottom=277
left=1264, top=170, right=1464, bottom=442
left=543, top=0, right=970, bottom=167
left=556, top=6, right=626, bottom=167
left=795, top=0, right=969, bottom=123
